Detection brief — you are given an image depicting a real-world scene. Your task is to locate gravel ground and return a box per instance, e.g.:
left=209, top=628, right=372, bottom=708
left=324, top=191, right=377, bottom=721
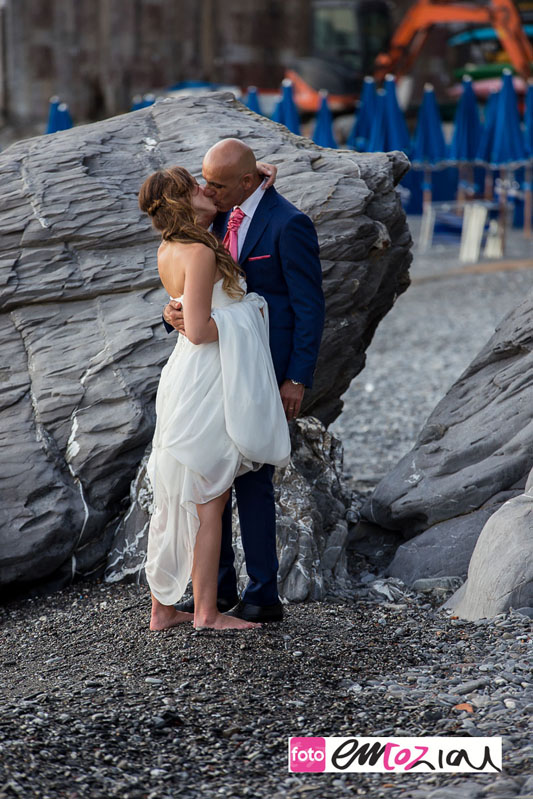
left=0, top=580, right=531, bottom=799
left=331, top=219, right=533, bottom=493
left=2, top=221, right=532, bottom=798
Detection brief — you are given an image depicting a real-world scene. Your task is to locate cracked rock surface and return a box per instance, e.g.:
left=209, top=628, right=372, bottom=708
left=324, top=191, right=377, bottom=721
left=362, top=288, right=533, bottom=587
left=1, top=92, right=411, bottom=592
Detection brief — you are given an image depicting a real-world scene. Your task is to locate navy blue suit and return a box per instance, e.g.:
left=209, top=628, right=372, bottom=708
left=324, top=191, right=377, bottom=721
left=166, top=186, right=325, bottom=605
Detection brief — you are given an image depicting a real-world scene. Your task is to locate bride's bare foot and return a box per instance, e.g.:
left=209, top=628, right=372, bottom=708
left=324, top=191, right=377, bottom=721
left=150, top=597, right=193, bottom=631
left=194, top=611, right=261, bottom=631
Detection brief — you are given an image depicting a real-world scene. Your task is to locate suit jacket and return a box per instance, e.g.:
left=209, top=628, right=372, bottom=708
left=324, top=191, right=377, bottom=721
left=213, top=187, right=324, bottom=388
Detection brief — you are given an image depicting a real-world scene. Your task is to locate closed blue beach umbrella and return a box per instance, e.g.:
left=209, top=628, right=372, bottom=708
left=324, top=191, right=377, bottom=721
left=45, top=96, right=61, bottom=134
left=449, top=76, right=482, bottom=202
left=411, top=84, right=447, bottom=166
left=367, top=76, right=410, bottom=154
left=487, top=71, right=527, bottom=248
left=55, top=103, right=73, bottom=131
left=523, top=82, right=533, bottom=237
left=131, top=93, right=156, bottom=111
left=367, top=89, right=387, bottom=152
left=347, top=76, right=377, bottom=151
left=449, top=76, right=481, bottom=163
left=525, top=82, right=533, bottom=157
left=245, top=86, right=262, bottom=115
left=130, top=95, right=145, bottom=111
left=312, top=91, right=337, bottom=149
left=491, top=70, right=526, bottom=167
left=271, top=98, right=284, bottom=124
left=280, top=79, right=301, bottom=135
left=476, top=91, right=499, bottom=198
left=476, top=91, right=499, bottom=164
left=383, top=74, right=411, bottom=153
left=411, top=84, right=447, bottom=207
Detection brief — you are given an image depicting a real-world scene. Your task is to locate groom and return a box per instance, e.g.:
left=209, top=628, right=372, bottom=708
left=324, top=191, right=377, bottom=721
left=163, top=138, right=325, bottom=622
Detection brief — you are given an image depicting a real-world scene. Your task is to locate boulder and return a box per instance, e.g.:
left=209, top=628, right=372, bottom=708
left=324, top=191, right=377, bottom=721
left=444, top=473, right=533, bottom=620
left=1, top=92, right=411, bottom=591
left=363, top=290, right=533, bottom=540
left=105, top=417, right=361, bottom=602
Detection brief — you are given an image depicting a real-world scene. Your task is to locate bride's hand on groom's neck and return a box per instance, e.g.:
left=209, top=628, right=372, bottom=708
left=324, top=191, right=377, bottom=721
left=256, top=161, right=277, bottom=190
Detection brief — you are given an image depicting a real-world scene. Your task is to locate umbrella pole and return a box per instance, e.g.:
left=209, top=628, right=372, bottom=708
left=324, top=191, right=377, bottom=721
left=498, top=169, right=508, bottom=255
left=524, top=164, right=532, bottom=239
left=467, top=164, right=475, bottom=198
left=484, top=168, right=493, bottom=200
left=456, top=164, right=466, bottom=210
left=423, top=167, right=432, bottom=213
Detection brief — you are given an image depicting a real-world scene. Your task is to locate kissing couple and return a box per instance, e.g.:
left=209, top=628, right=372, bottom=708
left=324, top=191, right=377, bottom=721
left=138, top=138, right=325, bottom=632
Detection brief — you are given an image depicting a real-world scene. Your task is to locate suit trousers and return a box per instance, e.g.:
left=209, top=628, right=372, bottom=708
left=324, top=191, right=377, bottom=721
left=217, top=462, right=279, bottom=606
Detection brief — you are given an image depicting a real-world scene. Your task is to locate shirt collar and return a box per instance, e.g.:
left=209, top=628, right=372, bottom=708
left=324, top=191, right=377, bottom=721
left=236, top=179, right=266, bottom=220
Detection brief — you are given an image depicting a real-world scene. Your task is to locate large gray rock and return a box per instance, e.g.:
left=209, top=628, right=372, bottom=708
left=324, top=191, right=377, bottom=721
left=1, top=92, right=411, bottom=591
left=385, top=508, right=495, bottom=584
left=363, top=290, right=533, bottom=537
left=384, top=484, right=524, bottom=584
left=444, top=472, right=533, bottom=620
left=105, top=417, right=360, bottom=602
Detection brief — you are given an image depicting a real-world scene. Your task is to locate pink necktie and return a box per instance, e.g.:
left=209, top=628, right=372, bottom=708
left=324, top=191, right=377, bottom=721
left=223, top=207, right=245, bottom=262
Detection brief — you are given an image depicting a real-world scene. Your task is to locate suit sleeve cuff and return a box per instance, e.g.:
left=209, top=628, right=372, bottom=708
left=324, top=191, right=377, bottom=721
left=162, top=314, right=175, bottom=335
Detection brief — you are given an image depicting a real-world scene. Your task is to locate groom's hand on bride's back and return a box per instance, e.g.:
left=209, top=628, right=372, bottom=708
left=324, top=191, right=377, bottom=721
left=163, top=300, right=186, bottom=334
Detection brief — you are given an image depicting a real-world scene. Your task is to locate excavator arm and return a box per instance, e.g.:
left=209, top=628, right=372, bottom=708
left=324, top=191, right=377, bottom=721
left=374, top=0, right=533, bottom=81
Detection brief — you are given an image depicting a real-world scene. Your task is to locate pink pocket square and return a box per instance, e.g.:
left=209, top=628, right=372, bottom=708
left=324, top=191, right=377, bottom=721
left=248, top=254, right=271, bottom=261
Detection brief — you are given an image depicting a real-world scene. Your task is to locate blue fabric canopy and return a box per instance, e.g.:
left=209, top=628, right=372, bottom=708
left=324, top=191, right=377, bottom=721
left=411, top=84, right=447, bottom=167
left=271, top=99, right=284, bottom=124
left=51, top=103, right=73, bottom=132
left=347, top=76, right=377, bottom=150
left=367, top=89, right=386, bottom=152
left=273, top=79, right=300, bottom=135
left=524, top=83, right=533, bottom=157
left=45, top=96, right=61, bottom=134
left=130, top=94, right=156, bottom=111
left=367, top=76, right=410, bottom=154
left=312, top=93, right=337, bottom=149
left=449, top=77, right=482, bottom=163
left=490, top=71, right=527, bottom=167
left=475, top=91, right=499, bottom=164
left=245, top=86, right=262, bottom=115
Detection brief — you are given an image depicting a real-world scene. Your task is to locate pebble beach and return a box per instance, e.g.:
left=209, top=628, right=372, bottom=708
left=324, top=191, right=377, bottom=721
left=1, top=220, right=532, bottom=798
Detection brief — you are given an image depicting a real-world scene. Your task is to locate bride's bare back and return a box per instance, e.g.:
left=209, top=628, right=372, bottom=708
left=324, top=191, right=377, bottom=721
left=157, top=239, right=223, bottom=298
left=157, top=240, right=223, bottom=346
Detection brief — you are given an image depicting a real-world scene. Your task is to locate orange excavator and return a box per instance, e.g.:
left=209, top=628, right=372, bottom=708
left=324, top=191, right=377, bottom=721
left=286, top=0, right=533, bottom=113
left=375, top=0, right=533, bottom=82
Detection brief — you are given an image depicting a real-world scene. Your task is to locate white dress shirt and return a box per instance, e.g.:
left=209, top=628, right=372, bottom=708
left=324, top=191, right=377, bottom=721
left=235, top=179, right=266, bottom=259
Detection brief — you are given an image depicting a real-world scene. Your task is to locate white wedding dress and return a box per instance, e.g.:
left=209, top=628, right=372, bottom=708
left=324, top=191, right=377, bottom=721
left=145, top=278, right=291, bottom=606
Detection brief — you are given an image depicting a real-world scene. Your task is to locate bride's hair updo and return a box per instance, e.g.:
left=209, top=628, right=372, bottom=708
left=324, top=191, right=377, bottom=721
left=138, top=166, right=245, bottom=299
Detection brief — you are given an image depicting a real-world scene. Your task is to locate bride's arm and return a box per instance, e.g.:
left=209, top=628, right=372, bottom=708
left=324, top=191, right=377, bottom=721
left=182, top=245, right=219, bottom=344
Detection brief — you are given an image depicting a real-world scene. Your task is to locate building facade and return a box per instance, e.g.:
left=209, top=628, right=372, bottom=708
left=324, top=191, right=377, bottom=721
left=0, top=0, right=312, bottom=132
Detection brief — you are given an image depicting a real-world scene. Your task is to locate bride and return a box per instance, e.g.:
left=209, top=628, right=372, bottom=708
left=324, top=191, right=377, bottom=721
left=138, top=166, right=291, bottom=632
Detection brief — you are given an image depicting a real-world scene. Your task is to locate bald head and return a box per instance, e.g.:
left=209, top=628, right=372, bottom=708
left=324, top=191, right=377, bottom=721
left=202, top=138, right=262, bottom=212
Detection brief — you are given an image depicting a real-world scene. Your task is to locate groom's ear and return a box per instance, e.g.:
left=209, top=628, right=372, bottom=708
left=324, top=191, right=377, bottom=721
left=241, top=171, right=254, bottom=190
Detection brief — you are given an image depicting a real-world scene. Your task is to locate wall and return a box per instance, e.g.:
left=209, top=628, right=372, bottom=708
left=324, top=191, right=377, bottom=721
left=0, top=0, right=311, bottom=132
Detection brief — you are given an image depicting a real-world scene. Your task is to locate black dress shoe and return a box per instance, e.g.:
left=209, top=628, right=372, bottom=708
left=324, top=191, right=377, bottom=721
left=225, top=599, right=283, bottom=623
left=174, top=595, right=239, bottom=614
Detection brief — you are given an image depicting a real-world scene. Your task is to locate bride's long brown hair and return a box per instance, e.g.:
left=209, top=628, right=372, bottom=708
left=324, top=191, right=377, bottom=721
left=138, top=166, right=245, bottom=299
